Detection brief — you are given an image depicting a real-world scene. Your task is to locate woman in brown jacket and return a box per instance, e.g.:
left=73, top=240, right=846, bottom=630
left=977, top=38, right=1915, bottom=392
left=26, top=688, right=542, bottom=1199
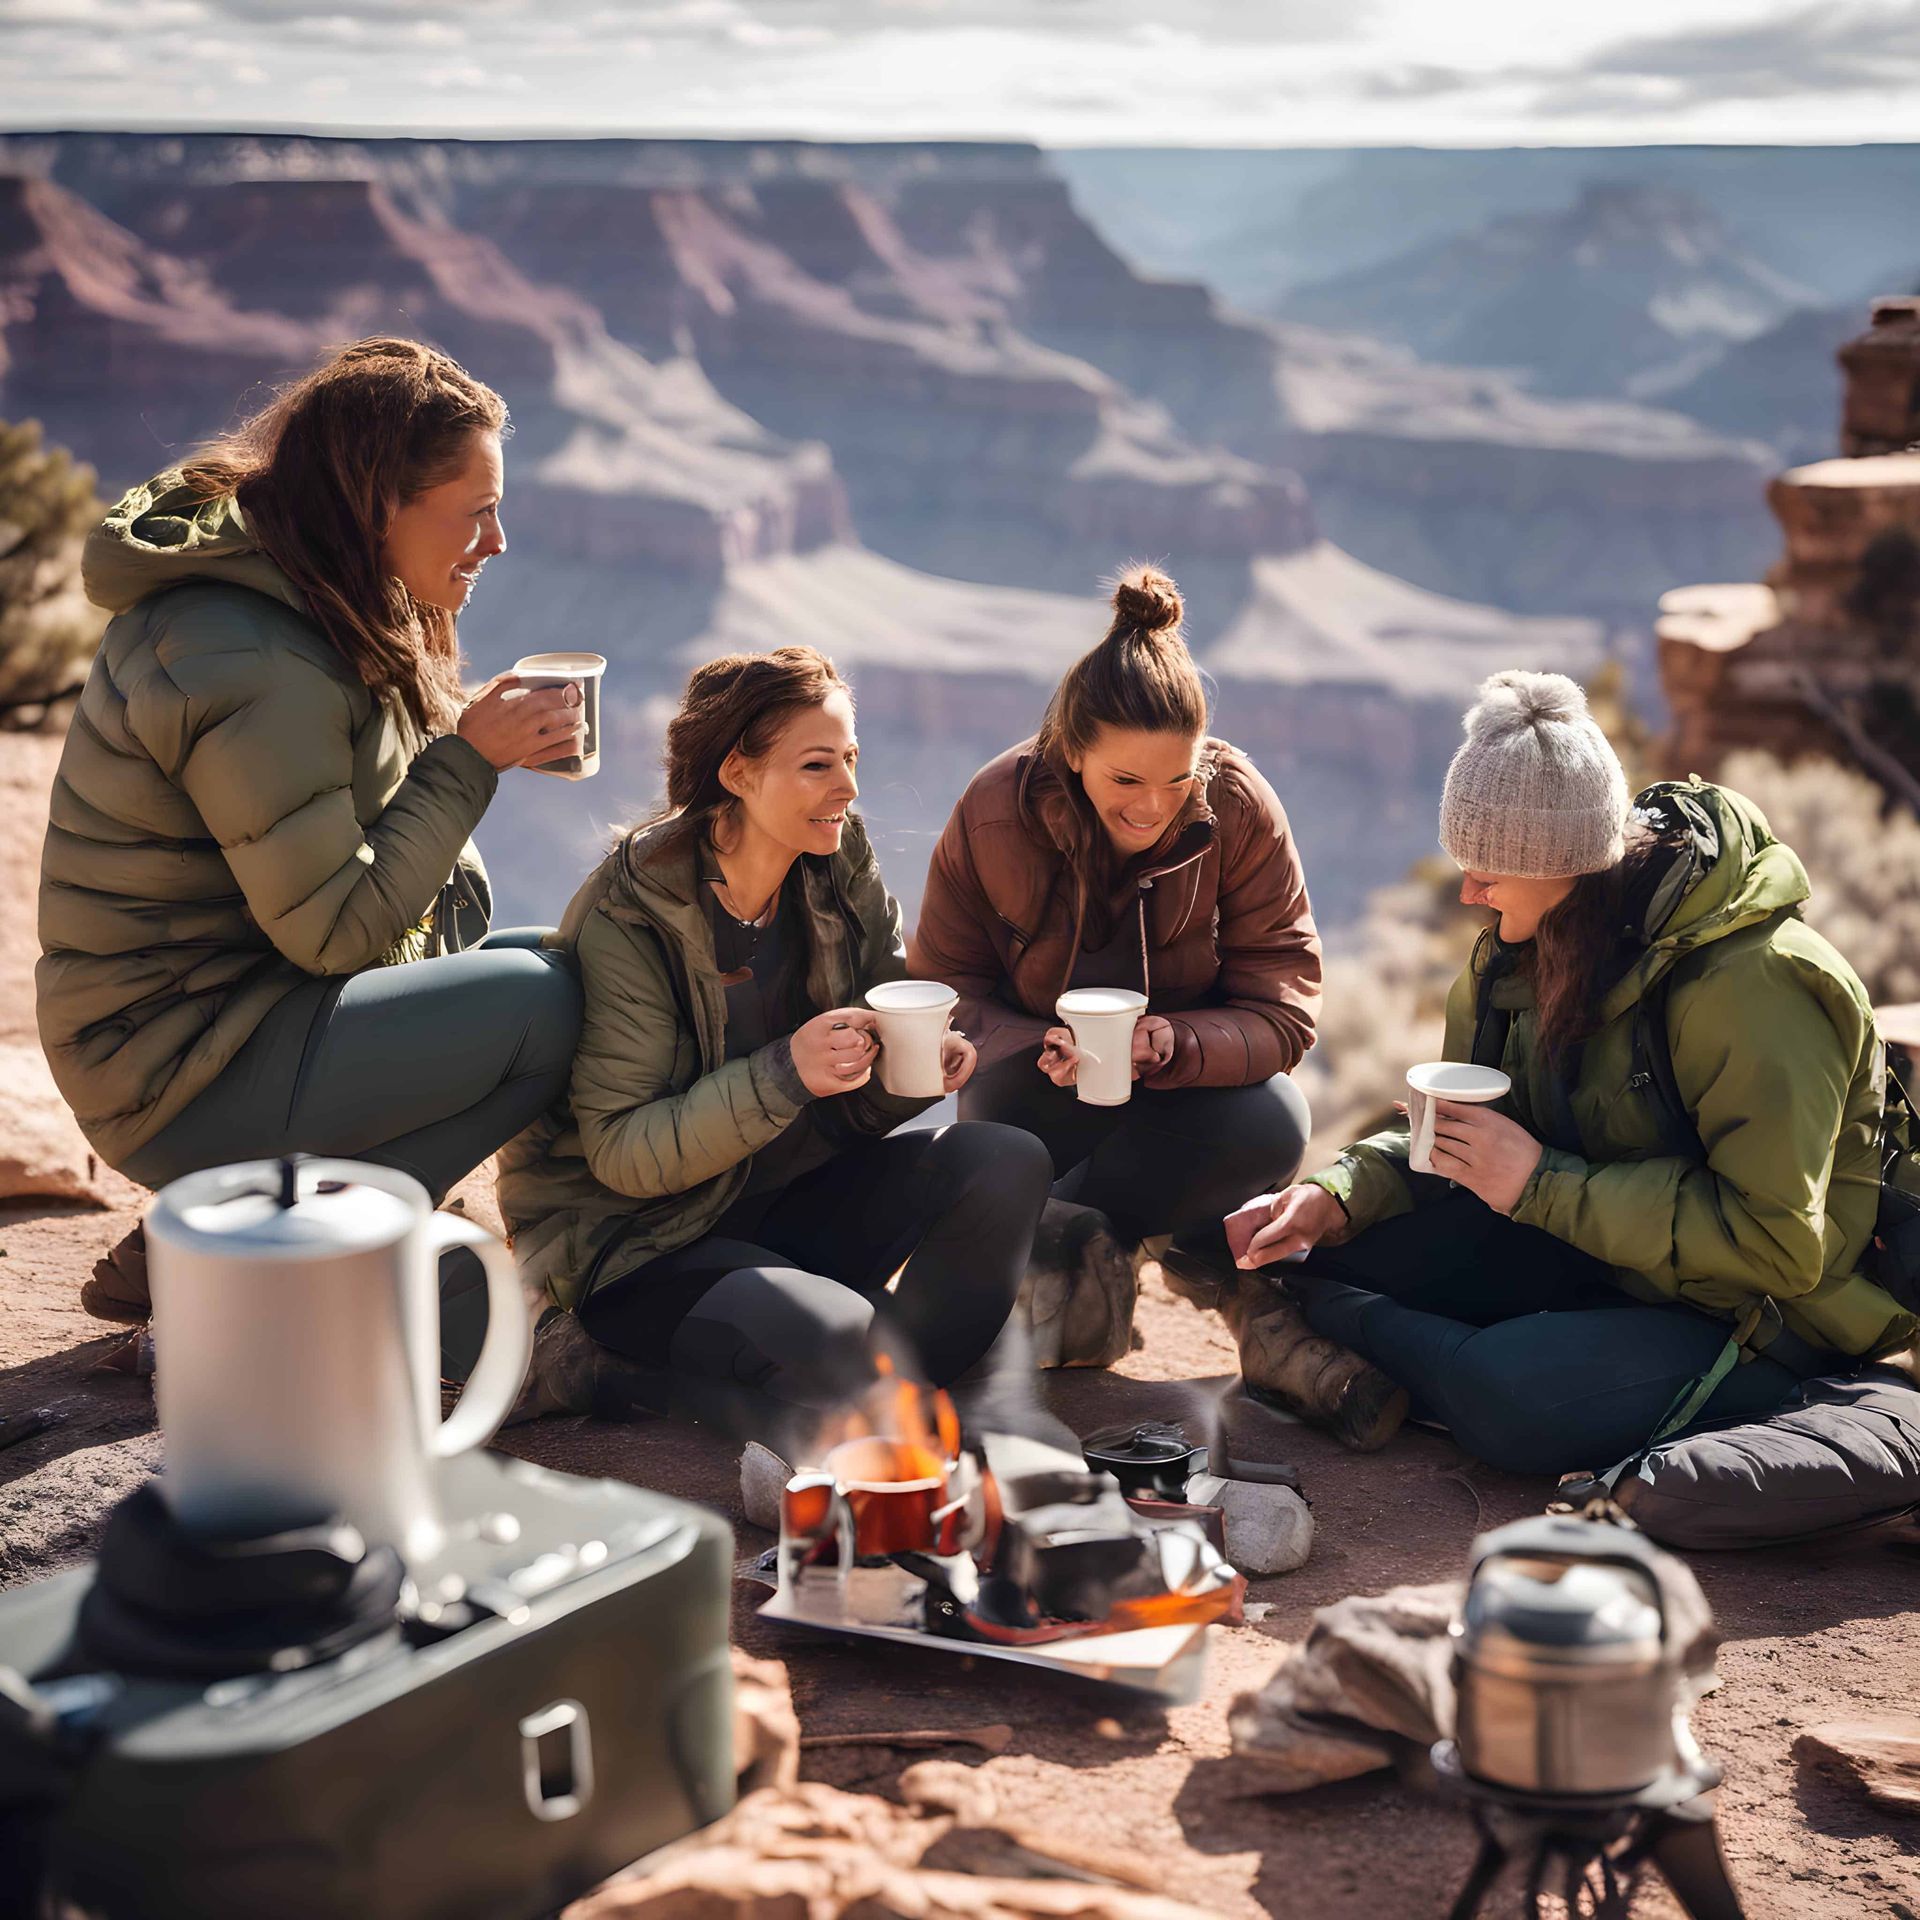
left=912, top=568, right=1395, bottom=1430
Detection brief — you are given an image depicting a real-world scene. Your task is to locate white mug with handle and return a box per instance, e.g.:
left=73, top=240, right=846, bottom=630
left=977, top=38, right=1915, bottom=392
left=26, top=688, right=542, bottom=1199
left=1055, top=987, right=1149, bottom=1107
left=1405, top=1062, right=1513, bottom=1174
left=865, top=979, right=958, bottom=1097
left=146, top=1157, right=532, bottom=1563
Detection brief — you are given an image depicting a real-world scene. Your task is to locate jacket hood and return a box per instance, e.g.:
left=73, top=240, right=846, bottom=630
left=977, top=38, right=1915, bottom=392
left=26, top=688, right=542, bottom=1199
left=84, top=471, right=306, bottom=618
left=1603, top=778, right=1810, bottom=1016
left=1647, top=779, right=1808, bottom=947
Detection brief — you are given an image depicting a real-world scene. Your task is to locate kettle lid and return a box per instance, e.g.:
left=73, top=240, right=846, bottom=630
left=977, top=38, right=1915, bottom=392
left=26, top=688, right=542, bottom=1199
left=147, top=1158, right=426, bottom=1262
left=1461, top=1555, right=1662, bottom=1669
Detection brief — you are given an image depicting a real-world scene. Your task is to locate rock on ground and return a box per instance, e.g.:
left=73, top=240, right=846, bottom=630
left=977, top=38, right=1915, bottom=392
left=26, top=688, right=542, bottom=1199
left=0, top=1040, right=138, bottom=1208
left=1793, top=1718, right=1920, bottom=1815
left=1187, top=1472, right=1315, bottom=1575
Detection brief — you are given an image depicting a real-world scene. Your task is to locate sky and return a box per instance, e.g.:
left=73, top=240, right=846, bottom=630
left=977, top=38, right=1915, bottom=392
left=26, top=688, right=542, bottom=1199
left=2, top=0, right=1919, bottom=145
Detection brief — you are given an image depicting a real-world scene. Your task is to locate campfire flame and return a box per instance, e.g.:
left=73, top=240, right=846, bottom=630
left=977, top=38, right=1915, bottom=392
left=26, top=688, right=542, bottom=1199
left=805, top=1351, right=961, bottom=1482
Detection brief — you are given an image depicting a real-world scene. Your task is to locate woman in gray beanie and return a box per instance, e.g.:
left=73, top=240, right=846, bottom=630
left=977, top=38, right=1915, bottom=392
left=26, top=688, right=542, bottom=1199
left=1216, top=670, right=1914, bottom=1477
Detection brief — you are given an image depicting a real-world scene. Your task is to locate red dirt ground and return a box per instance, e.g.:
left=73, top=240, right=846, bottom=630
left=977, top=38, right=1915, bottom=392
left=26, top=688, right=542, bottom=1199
left=3, top=730, right=1917, bottom=1918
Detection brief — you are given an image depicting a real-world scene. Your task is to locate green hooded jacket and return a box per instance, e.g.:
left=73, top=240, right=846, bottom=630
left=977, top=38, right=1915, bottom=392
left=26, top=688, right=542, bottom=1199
left=36, top=473, right=498, bottom=1170
left=1314, top=781, right=1915, bottom=1362
left=495, top=811, right=935, bottom=1313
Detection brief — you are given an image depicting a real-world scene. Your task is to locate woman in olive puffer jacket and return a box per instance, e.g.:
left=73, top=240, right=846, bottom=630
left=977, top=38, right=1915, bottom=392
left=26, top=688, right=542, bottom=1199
left=37, top=338, right=583, bottom=1314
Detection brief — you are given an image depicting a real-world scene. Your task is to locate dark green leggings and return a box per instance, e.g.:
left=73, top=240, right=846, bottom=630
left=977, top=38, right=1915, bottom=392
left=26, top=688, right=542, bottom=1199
left=1290, top=1191, right=1809, bottom=1477
left=122, top=930, right=580, bottom=1203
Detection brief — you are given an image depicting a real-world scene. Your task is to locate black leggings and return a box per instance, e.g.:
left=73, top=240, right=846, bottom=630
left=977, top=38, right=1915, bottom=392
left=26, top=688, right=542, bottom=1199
left=959, top=1054, right=1310, bottom=1259
left=578, top=1122, right=1052, bottom=1451
left=1289, top=1191, right=1806, bottom=1477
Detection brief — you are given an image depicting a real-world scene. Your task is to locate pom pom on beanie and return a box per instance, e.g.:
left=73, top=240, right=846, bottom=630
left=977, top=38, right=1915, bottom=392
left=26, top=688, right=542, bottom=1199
left=1439, top=671, right=1629, bottom=878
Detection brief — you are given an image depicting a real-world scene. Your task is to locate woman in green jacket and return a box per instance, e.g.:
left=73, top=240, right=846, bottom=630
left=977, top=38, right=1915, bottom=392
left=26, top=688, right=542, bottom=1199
left=1223, top=671, right=1915, bottom=1476
left=37, top=338, right=585, bottom=1311
left=496, top=646, right=1053, bottom=1445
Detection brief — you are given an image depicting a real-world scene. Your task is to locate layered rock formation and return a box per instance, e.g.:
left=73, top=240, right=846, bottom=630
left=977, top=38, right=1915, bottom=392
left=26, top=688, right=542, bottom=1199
left=1278, top=182, right=1814, bottom=404
left=1658, top=300, right=1920, bottom=781
left=0, top=131, right=1609, bottom=926
left=1839, top=297, right=1920, bottom=456
left=5, top=131, right=1778, bottom=622
left=0, top=174, right=315, bottom=484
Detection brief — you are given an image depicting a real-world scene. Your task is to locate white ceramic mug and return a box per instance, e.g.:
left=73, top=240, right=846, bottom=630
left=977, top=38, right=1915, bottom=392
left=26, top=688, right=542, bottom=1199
left=146, top=1158, right=532, bottom=1562
left=1405, top=1063, right=1513, bottom=1174
left=865, top=980, right=957, bottom=1097
left=1055, top=987, right=1149, bottom=1107
left=512, top=650, right=606, bottom=780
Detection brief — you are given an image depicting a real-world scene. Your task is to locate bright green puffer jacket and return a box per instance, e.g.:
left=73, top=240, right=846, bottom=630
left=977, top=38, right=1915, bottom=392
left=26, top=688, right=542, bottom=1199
left=496, top=811, right=934, bottom=1313
left=1315, top=780, right=1916, bottom=1362
left=36, top=473, right=498, bottom=1171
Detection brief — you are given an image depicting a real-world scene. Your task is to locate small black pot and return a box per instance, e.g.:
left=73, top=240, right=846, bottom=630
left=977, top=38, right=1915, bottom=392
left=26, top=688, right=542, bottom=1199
left=1081, top=1422, right=1205, bottom=1501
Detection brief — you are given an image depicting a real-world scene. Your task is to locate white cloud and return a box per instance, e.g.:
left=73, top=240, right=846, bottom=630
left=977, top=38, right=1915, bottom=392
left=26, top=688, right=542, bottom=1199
left=0, top=0, right=1915, bottom=140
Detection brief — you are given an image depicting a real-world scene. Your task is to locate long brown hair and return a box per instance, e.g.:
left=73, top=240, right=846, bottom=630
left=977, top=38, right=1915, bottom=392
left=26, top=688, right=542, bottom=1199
left=641, top=645, right=852, bottom=860
left=1528, top=810, right=1694, bottom=1056
left=1033, top=564, right=1209, bottom=889
left=181, top=337, right=507, bottom=734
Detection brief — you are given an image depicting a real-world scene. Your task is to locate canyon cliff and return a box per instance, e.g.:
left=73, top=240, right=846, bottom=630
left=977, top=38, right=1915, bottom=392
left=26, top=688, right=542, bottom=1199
left=1659, top=298, right=1920, bottom=790
left=1, top=132, right=1634, bottom=925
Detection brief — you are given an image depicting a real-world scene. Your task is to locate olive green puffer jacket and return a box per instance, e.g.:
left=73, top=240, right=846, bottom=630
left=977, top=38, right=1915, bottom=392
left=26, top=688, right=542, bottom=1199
left=1314, top=780, right=1915, bottom=1361
left=496, top=812, right=934, bottom=1313
left=36, top=473, right=498, bottom=1170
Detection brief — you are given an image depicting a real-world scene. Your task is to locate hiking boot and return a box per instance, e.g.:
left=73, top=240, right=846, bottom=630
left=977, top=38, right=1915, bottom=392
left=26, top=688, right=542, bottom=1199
left=1222, top=1282, right=1408, bottom=1454
left=1018, top=1199, right=1138, bottom=1370
left=83, top=1224, right=151, bottom=1324
left=503, top=1309, right=660, bottom=1426
left=1156, top=1238, right=1236, bottom=1314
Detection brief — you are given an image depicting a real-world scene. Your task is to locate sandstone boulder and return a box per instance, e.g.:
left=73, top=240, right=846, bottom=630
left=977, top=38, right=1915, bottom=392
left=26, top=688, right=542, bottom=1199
left=0, top=1040, right=133, bottom=1207
left=1793, top=1718, right=1920, bottom=1816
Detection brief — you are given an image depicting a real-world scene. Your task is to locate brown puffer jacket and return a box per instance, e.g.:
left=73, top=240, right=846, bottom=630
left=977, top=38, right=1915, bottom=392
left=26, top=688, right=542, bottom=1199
left=909, top=739, right=1321, bottom=1087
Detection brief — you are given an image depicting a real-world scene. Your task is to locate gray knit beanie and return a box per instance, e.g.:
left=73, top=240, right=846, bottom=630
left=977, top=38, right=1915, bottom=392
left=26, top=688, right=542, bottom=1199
left=1439, top=671, right=1629, bottom=878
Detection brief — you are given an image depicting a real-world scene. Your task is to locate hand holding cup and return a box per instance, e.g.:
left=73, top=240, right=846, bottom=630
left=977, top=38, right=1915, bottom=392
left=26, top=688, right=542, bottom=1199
left=457, top=674, right=585, bottom=772
left=940, top=1030, right=977, bottom=1095
left=1132, top=1015, right=1176, bottom=1079
left=792, top=1009, right=878, bottom=1098
left=1038, top=1025, right=1081, bottom=1088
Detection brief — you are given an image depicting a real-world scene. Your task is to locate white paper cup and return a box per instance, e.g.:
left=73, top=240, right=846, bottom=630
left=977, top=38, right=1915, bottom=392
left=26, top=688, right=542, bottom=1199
left=1406, top=1062, right=1512, bottom=1174
left=865, top=980, right=957, bottom=1098
left=512, top=650, right=606, bottom=780
left=1056, top=987, right=1149, bottom=1107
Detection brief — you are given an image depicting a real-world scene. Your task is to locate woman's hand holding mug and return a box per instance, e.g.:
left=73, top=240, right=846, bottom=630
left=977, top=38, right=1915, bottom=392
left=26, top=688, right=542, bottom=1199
left=1224, top=1182, right=1350, bottom=1269
left=1399, top=1098, right=1543, bottom=1215
left=1132, top=1015, right=1175, bottom=1078
left=1037, top=1025, right=1081, bottom=1088
left=792, top=1009, right=879, bottom=1098
left=940, top=1030, right=977, bottom=1095
left=1039, top=1014, right=1173, bottom=1087
left=458, top=674, right=584, bottom=772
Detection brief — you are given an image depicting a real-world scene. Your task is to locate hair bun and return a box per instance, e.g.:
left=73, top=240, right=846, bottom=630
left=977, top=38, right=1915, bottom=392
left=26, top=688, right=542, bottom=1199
left=1110, top=564, right=1183, bottom=636
left=1464, top=669, right=1589, bottom=740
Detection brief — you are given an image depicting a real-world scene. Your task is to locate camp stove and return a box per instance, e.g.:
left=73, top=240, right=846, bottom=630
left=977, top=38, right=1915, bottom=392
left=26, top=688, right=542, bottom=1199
left=755, top=1378, right=1240, bottom=1701
left=1432, top=1511, right=1746, bottom=1920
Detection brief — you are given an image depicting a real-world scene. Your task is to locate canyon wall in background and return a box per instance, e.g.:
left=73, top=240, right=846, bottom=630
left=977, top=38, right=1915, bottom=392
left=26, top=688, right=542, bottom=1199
left=3, top=133, right=1870, bottom=929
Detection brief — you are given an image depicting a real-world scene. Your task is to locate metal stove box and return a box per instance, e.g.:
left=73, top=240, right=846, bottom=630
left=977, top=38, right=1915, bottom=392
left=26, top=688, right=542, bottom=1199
left=0, top=1452, right=733, bottom=1920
